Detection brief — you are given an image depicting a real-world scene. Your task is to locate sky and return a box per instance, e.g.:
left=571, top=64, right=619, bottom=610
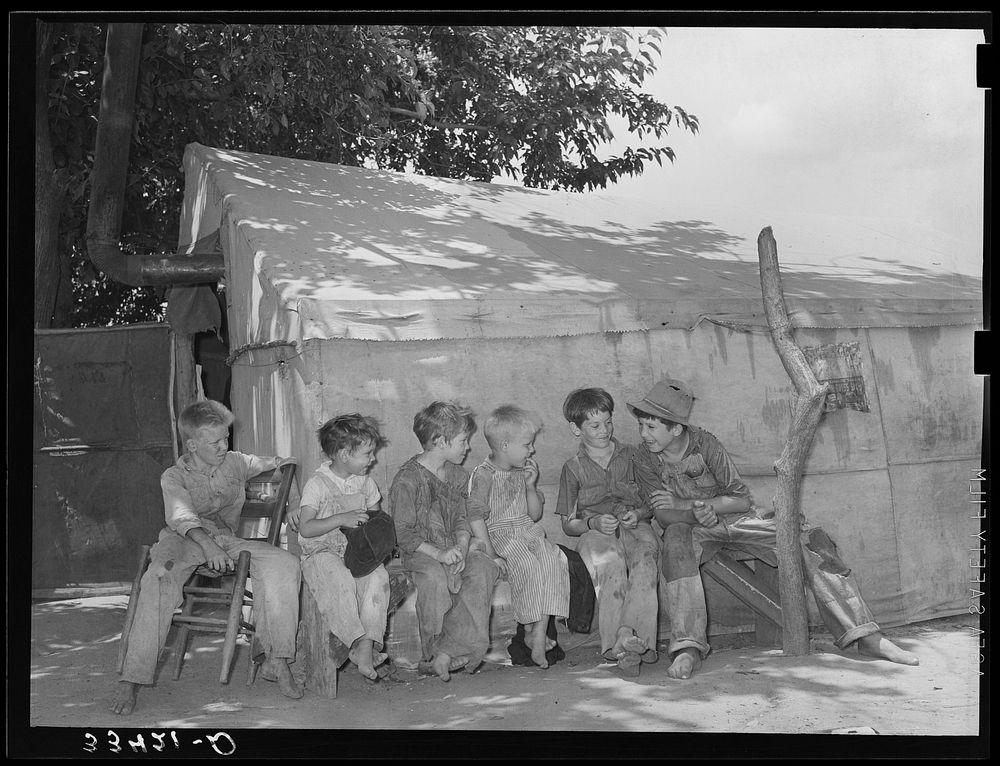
left=590, top=26, right=985, bottom=268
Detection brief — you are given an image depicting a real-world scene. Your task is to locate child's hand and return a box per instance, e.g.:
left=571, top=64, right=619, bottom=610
left=619, top=509, right=639, bottom=530
left=438, top=546, right=464, bottom=566
left=285, top=504, right=301, bottom=532
left=201, top=541, right=235, bottom=574
left=692, top=501, right=719, bottom=527
left=649, top=489, right=686, bottom=512
left=338, top=510, right=371, bottom=530
left=493, top=557, right=509, bottom=577
left=523, top=458, right=540, bottom=487
left=589, top=514, right=619, bottom=536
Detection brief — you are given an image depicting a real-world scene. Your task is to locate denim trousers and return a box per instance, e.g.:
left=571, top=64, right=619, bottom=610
left=301, top=552, right=389, bottom=651
left=400, top=549, right=500, bottom=667
left=120, top=527, right=301, bottom=685
left=660, top=512, right=879, bottom=659
left=576, top=522, right=660, bottom=654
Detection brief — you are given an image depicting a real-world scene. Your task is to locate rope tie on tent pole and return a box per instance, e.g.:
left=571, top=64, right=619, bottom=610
left=226, top=340, right=299, bottom=369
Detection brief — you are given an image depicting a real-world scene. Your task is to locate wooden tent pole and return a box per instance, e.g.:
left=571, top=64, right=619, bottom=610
left=756, top=226, right=829, bottom=656
left=173, top=331, right=200, bottom=416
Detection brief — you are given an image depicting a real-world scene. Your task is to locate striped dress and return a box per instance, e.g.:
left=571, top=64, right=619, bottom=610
left=468, top=460, right=569, bottom=624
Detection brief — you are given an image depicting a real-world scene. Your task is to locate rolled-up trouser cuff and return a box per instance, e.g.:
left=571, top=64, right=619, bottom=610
left=667, top=638, right=711, bottom=660
left=835, top=621, right=880, bottom=649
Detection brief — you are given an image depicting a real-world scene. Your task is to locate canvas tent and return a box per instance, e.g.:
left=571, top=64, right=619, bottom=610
left=175, top=142, right=983, bottom=631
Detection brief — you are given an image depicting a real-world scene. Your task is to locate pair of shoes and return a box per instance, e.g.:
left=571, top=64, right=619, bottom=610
left=416, top=656, right=469, bottom=676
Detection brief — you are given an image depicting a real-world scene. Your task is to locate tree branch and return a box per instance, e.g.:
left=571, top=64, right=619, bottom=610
left=387, top=106, right=494, bottom=133
left=757, top=226, right=829, bottom=656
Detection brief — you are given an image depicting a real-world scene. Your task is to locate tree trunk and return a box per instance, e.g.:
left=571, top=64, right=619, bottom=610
left=34, top=20, right=67, bottom=329
left=85, top=22, right=224, bottom=287
left=757, top=226, right=829, bottom=656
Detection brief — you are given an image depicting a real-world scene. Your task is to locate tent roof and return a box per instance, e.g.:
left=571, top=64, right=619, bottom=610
left=183, top=143, right=983, bottom=342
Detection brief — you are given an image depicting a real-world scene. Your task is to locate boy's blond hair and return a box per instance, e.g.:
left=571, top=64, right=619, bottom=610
left=483, top=404, right=542, bottom=451
left=413, top=401, right=477, bottom=449
left=178, top=399, right=234, bottom=441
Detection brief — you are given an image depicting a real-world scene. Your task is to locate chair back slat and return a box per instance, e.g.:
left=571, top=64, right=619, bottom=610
left=243, top=463, right=297, bottom=547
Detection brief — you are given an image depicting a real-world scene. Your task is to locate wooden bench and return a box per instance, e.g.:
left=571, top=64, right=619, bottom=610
left=702, top=550, right=783, bottom=647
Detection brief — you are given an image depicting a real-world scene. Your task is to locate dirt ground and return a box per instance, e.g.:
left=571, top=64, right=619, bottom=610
left=19, top=594, right=986, bottom=757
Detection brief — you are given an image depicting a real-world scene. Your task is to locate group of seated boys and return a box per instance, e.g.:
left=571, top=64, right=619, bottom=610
left=112, top=378, right=917, bottom=715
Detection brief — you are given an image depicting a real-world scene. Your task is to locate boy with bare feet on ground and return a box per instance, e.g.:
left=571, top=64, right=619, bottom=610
left=467, top=406, right=570, bottom=668
left=112, top=400, right=302, bottom=715
left=555, top=388, right=660, bottom=678
left=387, top=402, right=501, bottom=681
left=629, top=378, right=920, bottom=681
left=297, top=414, right=393, bottom=683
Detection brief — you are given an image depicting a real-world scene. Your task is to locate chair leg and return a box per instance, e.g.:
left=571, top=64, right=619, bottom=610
left=246, top=631, right=264, bottom=687
left=172, top=581, right=197, bottom=680
left=117, top=545, right=151, bottom=674
left=220, top=551, right=251, bottom=684
left=246, top=587, right=264, bottom=688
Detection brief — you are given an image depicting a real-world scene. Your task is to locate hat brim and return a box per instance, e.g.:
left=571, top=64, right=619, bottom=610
left=627, top=400, right=690, bottom=426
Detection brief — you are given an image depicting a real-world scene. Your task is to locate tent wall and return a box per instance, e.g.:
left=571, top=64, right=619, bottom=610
left=231, top=320, right=982, bottom=630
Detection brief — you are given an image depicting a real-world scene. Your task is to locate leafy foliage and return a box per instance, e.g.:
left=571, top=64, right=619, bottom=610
left=44, top=23, right=698, bottom=326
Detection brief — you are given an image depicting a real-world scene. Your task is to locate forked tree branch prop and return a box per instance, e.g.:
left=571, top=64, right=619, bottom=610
left=757, top=226, right=830, bottom=655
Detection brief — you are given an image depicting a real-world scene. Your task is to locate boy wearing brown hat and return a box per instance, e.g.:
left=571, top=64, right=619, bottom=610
left=629, top=379, right=918, bottom=680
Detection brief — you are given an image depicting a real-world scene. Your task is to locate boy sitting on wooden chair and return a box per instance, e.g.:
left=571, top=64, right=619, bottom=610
left=112, top=399, right=302, bottom=715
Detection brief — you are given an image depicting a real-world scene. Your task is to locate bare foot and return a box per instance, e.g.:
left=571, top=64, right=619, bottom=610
left=616, top=651, right=642, bottom=678
left=273, top=658, right=304, bottom=698
left=431, top=652, right=454, bottom=681
left=351, top=638, right=377, bottom=680
left=529, top=622, right=549, bottom=669
left=666, top=648, right=702, bottom=679
left=857, top=633, right=919, bottom=666
left=611, top=626, right=647, bottom=657
left=111, top=681, right=139, bottom=715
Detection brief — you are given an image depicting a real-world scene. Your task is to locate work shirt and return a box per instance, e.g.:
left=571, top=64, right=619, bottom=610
left=555, top=439, right=650, bottom=521
left=161, top=451, right=278, bottom=539
left=387, top=455, right=472, bottom=555
left=637, top=426, right=754, bottom=504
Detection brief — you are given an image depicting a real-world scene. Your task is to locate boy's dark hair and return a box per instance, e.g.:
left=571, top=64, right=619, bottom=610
left=413, top=401, right=477, bottom=449
left=178, top=399, right=234, bottom=441
left=318, top=414, right=385, bottom=458
left=562, top=387, right=615, bottom=427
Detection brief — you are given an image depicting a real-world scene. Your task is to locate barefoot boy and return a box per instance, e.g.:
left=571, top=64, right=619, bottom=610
left=112, top=400, right=302, bottom=715
left=387, top=401, right=501, bottom=681
left=467, top=405, right=569, bottom=669
left=554, top=388, right=660, bottom=677
left=298, top=414, right=393, bottom=683
left=629, top=378, right=919, bottom=680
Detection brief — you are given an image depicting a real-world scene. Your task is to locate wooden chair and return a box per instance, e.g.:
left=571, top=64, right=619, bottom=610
left=116, top=462, right=298, bottom=686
